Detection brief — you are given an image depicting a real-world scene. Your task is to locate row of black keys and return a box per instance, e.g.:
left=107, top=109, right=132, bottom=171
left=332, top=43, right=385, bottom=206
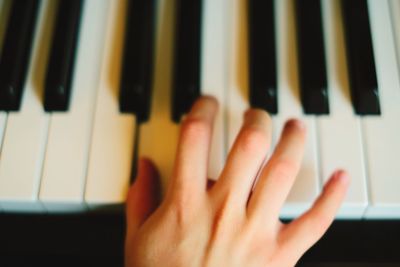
left=173, top=0, right=380, bottom=120
left=0, top=0, right=380, bottom=124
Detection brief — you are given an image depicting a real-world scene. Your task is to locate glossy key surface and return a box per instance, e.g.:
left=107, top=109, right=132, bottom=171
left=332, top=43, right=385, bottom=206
left=171, top=0, right=202, bottom=122
left=44, top=0, right=83, bottom=112
left=248, top=0, right=277, bottom=114
left=295, top=0, right=329, bottom=114
left=341, top=0, right=380, bottom=115
left=0, top=0, right=40, bottom=111
left=119, top=0, right=156, bottom=123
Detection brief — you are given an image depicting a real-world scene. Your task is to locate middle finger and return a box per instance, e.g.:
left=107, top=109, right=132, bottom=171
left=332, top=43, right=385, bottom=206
left=247, top=119, right=306, bottom=226
left=210, top=109, right=272, bottom=211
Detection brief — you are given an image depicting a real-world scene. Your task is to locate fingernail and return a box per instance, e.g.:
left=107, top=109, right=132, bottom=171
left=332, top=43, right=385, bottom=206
left=244, top=109, right=270, bottom=128
left=286, top=118, right=305, bottom=130
left=334, top=170, right=350, bottom=185
left=243, top=109, right=257, bottom=126
left=190, top=96, right=218, bottom=118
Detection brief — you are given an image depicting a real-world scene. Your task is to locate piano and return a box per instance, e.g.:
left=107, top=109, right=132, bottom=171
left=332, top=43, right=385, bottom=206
left=0, top=0, right=400, bottom=265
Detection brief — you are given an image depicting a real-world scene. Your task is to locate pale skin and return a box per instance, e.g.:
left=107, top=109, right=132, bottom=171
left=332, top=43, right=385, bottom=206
left=125, top=96, right=349, bottom=267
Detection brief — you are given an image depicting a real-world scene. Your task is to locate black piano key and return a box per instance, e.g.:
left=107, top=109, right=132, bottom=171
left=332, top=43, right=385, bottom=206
left=295, top=0, right=329, bottom=115
left=130, top=122, right=140, bottom=183
left=44, top=0, right=83, bottom=112
left=0, top=0, right=40, bottom=111
left=119, top=0, right=156, bottom=123
left=172, top=0, right=202, bottom=123
left=248, top=0, right=277, bottom=114
left=341, top=0, right=380, bottom=115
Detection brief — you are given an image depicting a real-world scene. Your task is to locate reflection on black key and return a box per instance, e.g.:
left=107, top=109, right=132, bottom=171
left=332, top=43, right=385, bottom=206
left=341, top=0, right=380, bottom=115
left=0, top=0, right=40, bottom=111
left=119, top=0, right=156, bottom=123
left=44, top=0, right=83, bottom=111
left=172, top=0, right=202, bottom=123
left=295, top=0, right=329, bottom=114
left=248, top=0, right=277, bottom=114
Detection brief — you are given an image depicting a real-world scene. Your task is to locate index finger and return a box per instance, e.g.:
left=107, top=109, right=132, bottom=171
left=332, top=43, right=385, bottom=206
left=165, top=96, right=218, bottom=204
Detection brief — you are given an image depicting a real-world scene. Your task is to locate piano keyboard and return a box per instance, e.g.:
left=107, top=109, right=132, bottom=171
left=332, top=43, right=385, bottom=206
left=0, top=0, right=399, bottom=219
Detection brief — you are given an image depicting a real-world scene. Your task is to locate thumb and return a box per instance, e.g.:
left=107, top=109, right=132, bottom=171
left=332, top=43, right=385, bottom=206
left=126, top=157, right=161, bottom=234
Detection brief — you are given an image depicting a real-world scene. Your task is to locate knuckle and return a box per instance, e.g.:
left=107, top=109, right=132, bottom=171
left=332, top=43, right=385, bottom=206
left=211, top=195, right=241, bottom=237
left=304, top=211, right=332, bottom=238
left=313, top=212, right=333, bottom=234
left=238, top=127, right=269, bottom=154
left=270, top=158, right=298, bottom=181
left=181, top=117, right=210, bottom=142
left=168, top=189, right=203, bottom=230
left=174, top=209, right=189, bottom=230
left=169, top=196, right=192, bottom=229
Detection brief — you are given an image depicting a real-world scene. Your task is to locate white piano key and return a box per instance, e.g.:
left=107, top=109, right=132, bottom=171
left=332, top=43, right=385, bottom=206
left=138, top=0, right=179, bottom=192
left=389, top=0, right=400, bottom=76
left=201, top=0, right=227, bottom=179
left=227, top=0, right=250, bottom=150
left=276, top=0, right=320, bottom=218
left=363, top=0, right=400, bottom=219
left=39, top=0, right=109, bottom=212
left=0, top=0, right=56, bottom=212
left=318, top=0, right=368, bottom=219
left=85, top=0, right=136, bottom=207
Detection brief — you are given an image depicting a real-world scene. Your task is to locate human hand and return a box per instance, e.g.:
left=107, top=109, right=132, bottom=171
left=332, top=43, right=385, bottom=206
left=125, top=96, right=349, bottom=267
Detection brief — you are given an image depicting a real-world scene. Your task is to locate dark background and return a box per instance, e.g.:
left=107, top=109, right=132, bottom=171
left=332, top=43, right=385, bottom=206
left=0, top=214, right=399, bottom=267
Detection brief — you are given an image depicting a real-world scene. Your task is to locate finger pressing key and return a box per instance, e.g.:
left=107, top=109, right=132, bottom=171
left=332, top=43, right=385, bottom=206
left=165, top=96, right=218, bottom=205
left=210, top=109, right=272, bottom=212
left=247, top=119, right=306, bottom=226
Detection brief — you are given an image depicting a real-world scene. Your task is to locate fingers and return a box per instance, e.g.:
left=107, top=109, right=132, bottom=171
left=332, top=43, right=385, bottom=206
left=166, top=96, right=218, bottom=205
left=247, top=119, right=306, bottom=225
left=281, top=170, right=349, bottom=255
left=210, top=109, right=272, bottom=211
left=126, top=158, right=161, bottom=234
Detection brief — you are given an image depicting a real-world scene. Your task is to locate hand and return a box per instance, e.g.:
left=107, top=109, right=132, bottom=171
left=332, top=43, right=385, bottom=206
left=125, top=96, right=349, bottom=267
